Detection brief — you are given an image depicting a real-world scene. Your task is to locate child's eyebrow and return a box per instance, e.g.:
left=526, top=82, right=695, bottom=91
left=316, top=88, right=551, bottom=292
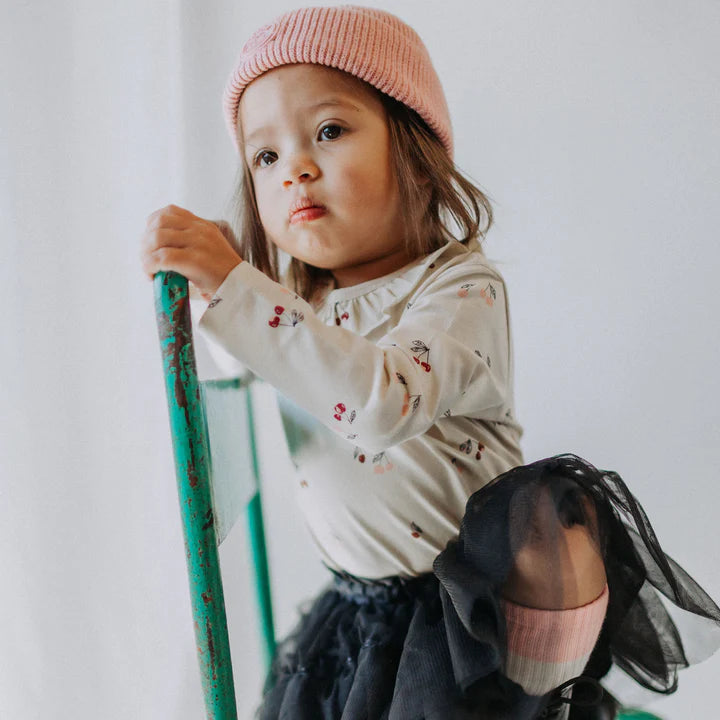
left=243, top=98, right=361, bottom=148
left=308, top=98, right=362, bottom=113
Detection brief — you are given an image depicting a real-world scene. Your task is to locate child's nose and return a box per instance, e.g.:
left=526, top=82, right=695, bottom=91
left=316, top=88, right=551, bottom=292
left=283, top=153, right=320, bottom=187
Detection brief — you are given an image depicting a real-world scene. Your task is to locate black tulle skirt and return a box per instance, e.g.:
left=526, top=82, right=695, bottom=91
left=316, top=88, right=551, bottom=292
left=254, top=454, right=720, bottom=720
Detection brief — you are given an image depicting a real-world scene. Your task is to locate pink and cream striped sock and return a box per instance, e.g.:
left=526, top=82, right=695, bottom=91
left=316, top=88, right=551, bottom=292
left=500, top=583, right=609, bottom=695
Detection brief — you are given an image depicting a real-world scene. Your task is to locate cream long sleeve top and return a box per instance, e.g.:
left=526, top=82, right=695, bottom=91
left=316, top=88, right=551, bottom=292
left=198, top=237, right=524, bottom=579
left=195, top=236, right=608, bottom=695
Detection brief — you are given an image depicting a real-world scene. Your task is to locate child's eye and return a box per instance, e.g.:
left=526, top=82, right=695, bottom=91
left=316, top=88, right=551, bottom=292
left=318, top=124, right=344, bottom=141
left=254, top=150, right=277, bottom=168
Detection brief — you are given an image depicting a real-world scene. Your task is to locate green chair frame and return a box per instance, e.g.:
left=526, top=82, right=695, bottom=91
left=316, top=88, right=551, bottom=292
left=153, top=270, right=663, bottom=719
left=155, top=271, right=275, bottom=719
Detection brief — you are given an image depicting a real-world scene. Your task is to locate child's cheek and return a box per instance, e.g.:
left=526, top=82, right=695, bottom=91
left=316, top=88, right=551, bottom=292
left=255, top=187, right=279, bottom=231
left=341, top=166, right=389, bottom=212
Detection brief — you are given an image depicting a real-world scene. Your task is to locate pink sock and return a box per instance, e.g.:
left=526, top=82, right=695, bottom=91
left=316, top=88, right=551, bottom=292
left=500, top=583, right=609, bottom=695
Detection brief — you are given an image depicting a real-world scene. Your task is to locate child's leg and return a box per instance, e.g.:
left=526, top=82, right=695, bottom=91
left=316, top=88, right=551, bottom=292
left=500, top=485, right=609, bottom=696
left=502, top=485, right=606, bottom=610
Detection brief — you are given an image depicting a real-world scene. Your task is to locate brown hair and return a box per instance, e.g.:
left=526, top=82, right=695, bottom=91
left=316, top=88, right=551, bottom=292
left=227, top=85, right=494, bottom=302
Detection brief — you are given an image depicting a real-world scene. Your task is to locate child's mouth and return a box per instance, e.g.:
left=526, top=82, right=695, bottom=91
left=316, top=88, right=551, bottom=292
left=290, top=206, right=327, bottom=224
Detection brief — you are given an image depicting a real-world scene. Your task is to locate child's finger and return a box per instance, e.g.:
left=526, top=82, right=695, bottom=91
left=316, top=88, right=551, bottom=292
left=144, top=244, right=230, bottom=286
left=140, top=226, right=192, bottom=257
left=145, top=210, right=193, bottom=234
left=146, top=203, right=196, bottom=226
left=143, top=246, right=194, bottom=278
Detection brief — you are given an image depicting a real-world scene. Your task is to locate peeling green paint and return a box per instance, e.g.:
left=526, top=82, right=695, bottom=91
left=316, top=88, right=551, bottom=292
left=154, top=271, right=238, bottom=720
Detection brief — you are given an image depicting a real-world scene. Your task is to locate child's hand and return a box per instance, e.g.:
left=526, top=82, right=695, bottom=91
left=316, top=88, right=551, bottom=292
left=140, top=204, right=243, bottom=299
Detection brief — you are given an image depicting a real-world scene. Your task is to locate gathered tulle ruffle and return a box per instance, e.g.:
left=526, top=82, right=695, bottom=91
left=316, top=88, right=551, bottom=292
left=255, top=454, right=720, bottom=720
left=255, top=569, right=541, bottom=719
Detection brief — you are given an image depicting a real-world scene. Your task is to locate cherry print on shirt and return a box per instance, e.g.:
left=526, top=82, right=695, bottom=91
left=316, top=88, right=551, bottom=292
left=459, top=439, right=486, bottom=461
left=410, top=340, right=432, bottom=372
left=353, top=447, right=366, bottom=464
left=457, top=282, right=475, bottom=298
left=372, top=452, right=393, bottom=474
left=334, top=305, right=351, bottom=325
left=480, top=282, right=496, bottom=306
left=300, top=479, right=308, bottom=488
left=268, top=306, right=305, bottom=328
left=207, top=297, right=222, bottom=309
left=333, top=402, right=356, bottom=424
left=395, top=373, right=421, bottom=416
left=410, top=521, right=423, bottom=538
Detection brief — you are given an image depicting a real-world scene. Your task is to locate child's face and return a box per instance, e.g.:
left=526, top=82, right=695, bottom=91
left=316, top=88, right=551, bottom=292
left=239, top=64, right=410, bottom=288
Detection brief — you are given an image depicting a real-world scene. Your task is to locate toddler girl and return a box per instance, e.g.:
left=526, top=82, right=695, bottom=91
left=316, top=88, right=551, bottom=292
left=141, top=6, right=720, bottom=719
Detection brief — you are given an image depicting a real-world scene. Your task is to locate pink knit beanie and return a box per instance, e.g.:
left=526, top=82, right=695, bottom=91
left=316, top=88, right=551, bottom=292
left=222, top=5, right=453, bottom=157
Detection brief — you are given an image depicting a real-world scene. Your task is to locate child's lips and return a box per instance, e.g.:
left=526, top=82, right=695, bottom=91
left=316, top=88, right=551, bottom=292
left=289, top=206, right=327, bottom=224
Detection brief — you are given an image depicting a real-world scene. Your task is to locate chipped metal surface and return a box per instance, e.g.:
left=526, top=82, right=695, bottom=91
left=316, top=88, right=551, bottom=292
left=154, top=271, right=238, bottom=720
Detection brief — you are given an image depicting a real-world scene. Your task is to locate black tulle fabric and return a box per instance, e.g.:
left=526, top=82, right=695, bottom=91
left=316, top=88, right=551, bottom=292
left=254, top=454, right=720, bottom=719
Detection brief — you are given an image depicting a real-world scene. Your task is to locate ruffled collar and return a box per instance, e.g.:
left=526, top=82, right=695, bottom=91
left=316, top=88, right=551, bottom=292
left=317, top=238, right=479, bottom=308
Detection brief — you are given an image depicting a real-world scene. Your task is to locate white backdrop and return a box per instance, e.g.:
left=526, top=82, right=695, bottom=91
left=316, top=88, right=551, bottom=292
left=2, top=1, right=718, bottom=718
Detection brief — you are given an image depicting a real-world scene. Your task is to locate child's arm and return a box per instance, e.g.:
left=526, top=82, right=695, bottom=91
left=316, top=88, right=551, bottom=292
left=197, top=256, right=512, bottom=453
left=142, top=206, right=249, bottom=380
left=141, top=205, right=512, bottom=452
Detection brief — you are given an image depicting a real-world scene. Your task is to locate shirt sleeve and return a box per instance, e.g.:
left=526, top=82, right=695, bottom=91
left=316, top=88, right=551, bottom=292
left=197, top=259, right=512, bottom=453
left=190, top=295, right=249, bottom=380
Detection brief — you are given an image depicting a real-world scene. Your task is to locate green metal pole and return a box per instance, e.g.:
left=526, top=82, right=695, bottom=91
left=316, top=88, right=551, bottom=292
left=154, top=271, right=237, bottom=720
left=244, top=388, right=276, bottom=671
left=198, top=377, right=277, bottom=672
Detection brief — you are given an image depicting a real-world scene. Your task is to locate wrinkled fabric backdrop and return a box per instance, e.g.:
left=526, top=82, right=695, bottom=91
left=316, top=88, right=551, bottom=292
left=2, top=1, right=718, bottom=718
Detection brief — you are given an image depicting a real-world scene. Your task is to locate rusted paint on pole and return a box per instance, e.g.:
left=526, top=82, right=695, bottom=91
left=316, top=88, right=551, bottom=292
left=154, top=271, right=237, bottom=720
